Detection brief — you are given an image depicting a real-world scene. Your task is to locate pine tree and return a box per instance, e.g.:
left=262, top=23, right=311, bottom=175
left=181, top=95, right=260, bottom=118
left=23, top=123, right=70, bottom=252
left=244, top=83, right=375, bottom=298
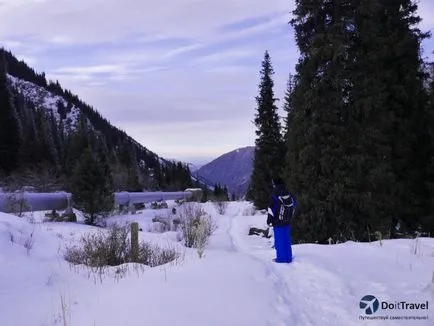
left=223, top=185, right=229, bottom=201
left=349, top=0, right=429, bottom=238
left=64, top=116, right=89, bottom=176
left=35, top=108, right=58, bottom=167
left=285, top=0, right=429, bottom=242
left=282, top=74, right=296, bottom=141
left=285, top=0, right=358, bottom=242
left=49, top=111, right=63, bottom=169
left=250, top=51, right=284, bottom=209
left=70, top=148, right=114, bottom=225
left=201, top=186, right=209, bottom=203
left=0, top=54, right=22, bottom=172
left=126, top=145, right=142, bottom=192
left=213, top=183, right=221, bottom=198
left=423, top=62, right=434, bottom=235
left=14, top=93, right=37, bottom=165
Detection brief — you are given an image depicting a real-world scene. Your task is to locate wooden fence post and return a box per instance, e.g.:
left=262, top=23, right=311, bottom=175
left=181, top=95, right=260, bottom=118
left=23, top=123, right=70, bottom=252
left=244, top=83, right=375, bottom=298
left=131, top=222, right=139, bottom=262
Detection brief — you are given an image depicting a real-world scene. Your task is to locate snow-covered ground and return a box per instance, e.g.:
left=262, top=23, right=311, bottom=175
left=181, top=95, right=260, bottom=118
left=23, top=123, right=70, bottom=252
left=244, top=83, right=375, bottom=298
left=0, top=201, right=433, bottom=326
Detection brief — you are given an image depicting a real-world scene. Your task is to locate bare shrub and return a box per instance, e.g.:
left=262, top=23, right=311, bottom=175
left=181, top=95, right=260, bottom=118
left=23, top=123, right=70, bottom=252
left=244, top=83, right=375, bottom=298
left=8, top=231, right=14, bottom=244
left=44, top=210, right=63, bottom=222
left=65, top=225, right=129, bottom=267
left=26, top=213, right=36, bottom=224
left=136, top=242, right=179, bottom=267
left=375, top=231, right=383, bottom=247
left=196, top=219, right=211, bottom=258
left=6, top=192, right=30, bottom=217
left=65, top=224, right=180, bottom=270
left=213, top=200, right=228, bottom=215
left=177, top=202, right=217, bottom=251
left=411, top=237, right=421, bottom=256
left=24, top=230, right=35, bottom=254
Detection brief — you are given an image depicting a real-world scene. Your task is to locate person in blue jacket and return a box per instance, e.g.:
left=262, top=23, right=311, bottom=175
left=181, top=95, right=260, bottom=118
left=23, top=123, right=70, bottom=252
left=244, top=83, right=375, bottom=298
left=267, top=177, right=296, bottom=263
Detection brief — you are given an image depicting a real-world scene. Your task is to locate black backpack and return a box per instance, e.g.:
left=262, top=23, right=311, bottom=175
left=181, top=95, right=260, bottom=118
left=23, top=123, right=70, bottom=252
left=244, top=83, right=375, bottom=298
left=273, top=193, right=296, bottom=223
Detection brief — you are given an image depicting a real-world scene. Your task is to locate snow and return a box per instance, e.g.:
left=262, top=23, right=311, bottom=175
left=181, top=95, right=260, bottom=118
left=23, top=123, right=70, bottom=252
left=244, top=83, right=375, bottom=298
left=0, top=201, right=433, bottom=326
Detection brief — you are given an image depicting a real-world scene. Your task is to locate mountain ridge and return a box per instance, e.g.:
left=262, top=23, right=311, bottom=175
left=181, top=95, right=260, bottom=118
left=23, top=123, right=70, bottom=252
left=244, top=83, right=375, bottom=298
left=0, top=48, right=193, bottom=191
left=197, top=146, right=254, bottom=197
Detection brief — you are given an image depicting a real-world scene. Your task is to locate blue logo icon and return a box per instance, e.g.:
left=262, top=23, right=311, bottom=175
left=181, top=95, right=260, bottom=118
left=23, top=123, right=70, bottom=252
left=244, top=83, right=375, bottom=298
left=360, top=295, right=380, bottom=315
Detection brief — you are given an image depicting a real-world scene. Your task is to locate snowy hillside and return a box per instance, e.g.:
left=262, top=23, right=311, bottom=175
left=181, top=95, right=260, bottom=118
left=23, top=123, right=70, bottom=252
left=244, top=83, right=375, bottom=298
left=0, top=202, right=433, bottom=326
left=1, top=50, right=192, bottom=188
left=8, top=74, right=83, bottom=133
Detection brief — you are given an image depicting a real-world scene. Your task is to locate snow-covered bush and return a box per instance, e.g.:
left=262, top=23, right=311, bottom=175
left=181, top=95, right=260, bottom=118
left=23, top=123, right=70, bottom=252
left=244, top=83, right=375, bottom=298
left=65, top=224, right=179, bottom=268
left=177, top=203, right=217, bottom=253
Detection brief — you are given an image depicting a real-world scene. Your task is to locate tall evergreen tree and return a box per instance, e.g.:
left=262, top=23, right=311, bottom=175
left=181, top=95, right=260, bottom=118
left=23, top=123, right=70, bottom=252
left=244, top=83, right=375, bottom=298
left=285, top=0, right=359, bottom=242
left=70, top=148, right=114, bottom=225
left=64, top=116, right=89, bottom=177
left=423, top=62, right=434, bottom=235
left=14, top=93, right=38, bottom=165
left=349, top=0, right=429, bottom=238
left=49, top=111, right=63, bottom=169
left=250, top=51, right=284, bottom=209
left=0, top=54, right=22, bottom=172
left=35, top=108, right=58, bottom=167
left=282, top=74, right=296, bottom=141
left=126, top=144, right=142, bottom=192
left=285, top=0, right=429, bottom=242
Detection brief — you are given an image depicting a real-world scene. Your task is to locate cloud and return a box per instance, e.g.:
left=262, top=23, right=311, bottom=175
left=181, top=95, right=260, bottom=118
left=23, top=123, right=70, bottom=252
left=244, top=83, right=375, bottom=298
left=161, top=44, right=204, bottom=59
left=0, top=0, right=291, bottom=45
left=55, top=64, right=126, bottom=75
left=14, top=54, right=38, bottom=65
left=194, top=49, right=255, bottom=64
left=47, top=35, right=74, bottom=45
left=1, top=40, right=24, bottom=48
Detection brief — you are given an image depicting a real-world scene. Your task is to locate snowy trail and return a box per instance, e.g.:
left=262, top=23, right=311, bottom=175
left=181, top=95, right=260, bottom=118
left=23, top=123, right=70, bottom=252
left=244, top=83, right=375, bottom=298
left=208, top=205, right=299, bottom=325
left=225, top=208, right=298, bottom=325
left=228, top=206, right=369, bottom=326
left=227, top=203, right=433, bottom=326
left=227, top=210, right=307, bottom=325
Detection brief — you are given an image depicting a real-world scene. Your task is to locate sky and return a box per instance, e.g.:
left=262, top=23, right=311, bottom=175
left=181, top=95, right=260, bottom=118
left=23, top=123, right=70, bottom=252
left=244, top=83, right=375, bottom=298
left=0, top=0, right=433, bottom=166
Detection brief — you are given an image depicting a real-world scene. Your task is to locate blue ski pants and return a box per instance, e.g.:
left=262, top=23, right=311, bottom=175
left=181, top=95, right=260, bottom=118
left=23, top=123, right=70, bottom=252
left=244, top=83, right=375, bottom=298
left=273, top=225, right=292, bottom=263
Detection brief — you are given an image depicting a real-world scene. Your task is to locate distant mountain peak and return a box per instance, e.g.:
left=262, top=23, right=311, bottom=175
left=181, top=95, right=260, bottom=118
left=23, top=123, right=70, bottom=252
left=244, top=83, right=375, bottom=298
left=197, top=146, right=254, bottom=196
